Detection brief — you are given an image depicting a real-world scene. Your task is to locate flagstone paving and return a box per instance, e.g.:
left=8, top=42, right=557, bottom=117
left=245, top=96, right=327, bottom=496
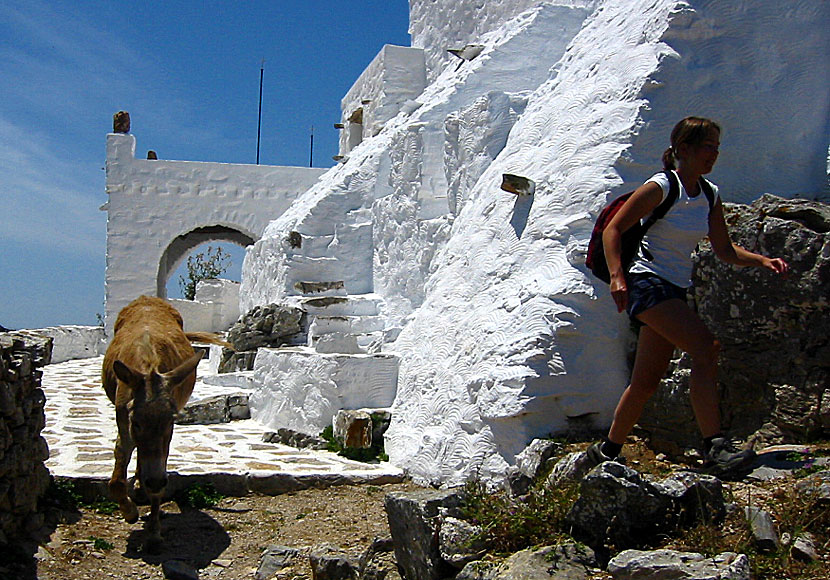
left=41, top=356, right=403, bottom=494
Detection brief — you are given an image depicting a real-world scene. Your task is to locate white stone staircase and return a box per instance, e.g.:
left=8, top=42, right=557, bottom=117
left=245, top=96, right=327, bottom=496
left=203, top=287, right=399, bottom=438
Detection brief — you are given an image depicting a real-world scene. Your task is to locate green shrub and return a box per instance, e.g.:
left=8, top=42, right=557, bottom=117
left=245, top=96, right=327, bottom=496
left=459, top=478, right=579, bottom=555
left=177, top=483, right=224, bottom=509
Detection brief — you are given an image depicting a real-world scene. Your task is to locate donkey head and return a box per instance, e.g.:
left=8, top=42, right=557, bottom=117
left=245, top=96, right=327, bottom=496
left=112, top=350, right=204, bottom=496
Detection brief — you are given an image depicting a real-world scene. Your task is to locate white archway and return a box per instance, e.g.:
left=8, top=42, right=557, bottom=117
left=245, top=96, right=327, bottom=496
left=103, top=132, right=328, bottom=337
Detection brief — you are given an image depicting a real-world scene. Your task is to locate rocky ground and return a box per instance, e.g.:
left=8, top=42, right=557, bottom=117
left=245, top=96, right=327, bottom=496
left=33, top=481, right=420, bottom=580
left=14, top=439, right=830, bottom=580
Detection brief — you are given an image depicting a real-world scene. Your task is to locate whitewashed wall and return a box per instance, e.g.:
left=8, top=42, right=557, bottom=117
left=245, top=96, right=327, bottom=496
left=103, top=133, right=326, bottom=336
left=409, top=0, right=598, bottom=81
left=243, top=0, right=828, bottom=487
left=339, top=44, right=427, bottom=157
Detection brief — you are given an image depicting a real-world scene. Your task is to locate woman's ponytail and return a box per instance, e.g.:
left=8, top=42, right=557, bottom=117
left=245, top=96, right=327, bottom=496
left=662, top=147, right=676, bottom=170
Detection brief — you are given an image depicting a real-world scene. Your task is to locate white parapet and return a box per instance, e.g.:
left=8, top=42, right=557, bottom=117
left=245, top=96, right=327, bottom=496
left=248, top=347, right=399, bottom=436
left=19, top=326, right=107, bottom=363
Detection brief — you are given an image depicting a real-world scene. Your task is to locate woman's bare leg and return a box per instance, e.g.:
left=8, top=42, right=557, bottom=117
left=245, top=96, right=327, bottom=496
left=607, top=324, right=675, bottom=444
left=635, top=298, right=721, bottom=438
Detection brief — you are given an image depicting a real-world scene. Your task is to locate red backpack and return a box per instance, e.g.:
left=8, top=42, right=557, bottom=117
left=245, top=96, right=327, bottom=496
left=585, top=171, right=714, bottom=283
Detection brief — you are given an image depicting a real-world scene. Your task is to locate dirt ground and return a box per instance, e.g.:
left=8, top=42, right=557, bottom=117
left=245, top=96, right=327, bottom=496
left=34, top=481, right=421, bottom=580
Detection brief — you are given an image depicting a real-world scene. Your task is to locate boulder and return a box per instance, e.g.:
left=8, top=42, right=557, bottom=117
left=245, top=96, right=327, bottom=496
left=358, top=536, right=402, bottom=580
left=456, top=543, right=599, bottom=580
left=607, top=549, right=750, bottom=580
left=744, top=506, right=779, bottom=553
left=383, top=489, right=462, bottom=580
left=226, top=303, right=306, bottom=352
left=438, top=516, right=486, bottom=569
left=309, top=544, right=360, bottom=580
left=256, top=545, right=300, bottom=580
left=639, top=195, right=830, bottom=453
left=567, top=463, right=725, bottom=554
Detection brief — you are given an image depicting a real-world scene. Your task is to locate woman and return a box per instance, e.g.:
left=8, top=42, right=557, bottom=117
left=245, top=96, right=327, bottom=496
left=587, top=116, right=789, bottom=477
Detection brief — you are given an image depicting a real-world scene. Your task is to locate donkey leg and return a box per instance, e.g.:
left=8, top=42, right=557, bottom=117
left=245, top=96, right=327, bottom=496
left=109, top=431, right=138, bottom=524
left=144, top=496, right=163, bottom=553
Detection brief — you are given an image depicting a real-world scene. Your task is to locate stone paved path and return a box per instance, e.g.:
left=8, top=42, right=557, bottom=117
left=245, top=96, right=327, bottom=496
left=41, top=356, right=403, bottom=494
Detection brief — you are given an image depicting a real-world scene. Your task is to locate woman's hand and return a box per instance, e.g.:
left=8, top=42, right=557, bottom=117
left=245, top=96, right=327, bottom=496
left=762, top=257, right=790, bottom=276
left=609, top=272, right=628, bottom=313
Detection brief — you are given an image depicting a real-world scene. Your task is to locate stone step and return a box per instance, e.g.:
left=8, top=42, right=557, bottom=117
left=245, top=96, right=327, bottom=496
left=292, top=280, right=347, bottom=297
left=308, top=314, right=385, bottom=337
left=299, top=293, right=383, bottom=317
left=201, top=370, right=257, bottom=390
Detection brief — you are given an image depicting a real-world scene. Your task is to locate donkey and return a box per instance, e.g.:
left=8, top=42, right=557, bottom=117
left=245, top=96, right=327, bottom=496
left=102, top=295, right=229, bottom=551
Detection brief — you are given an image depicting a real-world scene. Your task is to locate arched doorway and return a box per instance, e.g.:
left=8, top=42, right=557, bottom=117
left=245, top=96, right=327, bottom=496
left=157, top=225, right=255, bottom=298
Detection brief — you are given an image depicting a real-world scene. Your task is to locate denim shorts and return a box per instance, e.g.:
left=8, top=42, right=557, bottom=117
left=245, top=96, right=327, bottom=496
left=626, top=272, right=688, bottom=323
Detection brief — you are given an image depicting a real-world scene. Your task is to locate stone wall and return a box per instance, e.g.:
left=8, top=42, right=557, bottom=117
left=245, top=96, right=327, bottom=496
left=640, top=195, right=830, bottom=454
left=0, top=332, right=52, bottom=552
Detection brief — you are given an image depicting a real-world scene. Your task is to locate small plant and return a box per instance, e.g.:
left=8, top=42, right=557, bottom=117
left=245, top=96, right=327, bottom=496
left=178, top=245, right=231, bottom=300
left=43, top=477, right=82, bottom=510
left=86, top=499, right=119, bottom=515
left=459, top=478, right=579, bottom=555
left=177, top=482, right=224, bottom=509
left=89, top=536, right=114, bottom=551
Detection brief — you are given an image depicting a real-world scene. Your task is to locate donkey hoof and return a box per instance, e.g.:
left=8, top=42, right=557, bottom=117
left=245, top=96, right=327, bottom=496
left=144, top=534, right=163, bottom=554
left=121, top=500, right=139, bottom=524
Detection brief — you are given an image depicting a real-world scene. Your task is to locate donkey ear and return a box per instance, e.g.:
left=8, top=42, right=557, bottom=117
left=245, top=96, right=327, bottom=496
left=113, top=360, right=139, bottom=386
left=161, top=350, right=205, bottom=385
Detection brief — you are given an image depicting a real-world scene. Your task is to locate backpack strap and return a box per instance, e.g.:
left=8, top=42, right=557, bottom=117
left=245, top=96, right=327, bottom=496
left=699, top=177, right=716, bottom=209
left=641, top=169, right=679, bottom=231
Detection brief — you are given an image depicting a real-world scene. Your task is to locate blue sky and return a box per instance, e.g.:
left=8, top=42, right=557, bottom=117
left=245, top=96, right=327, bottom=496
left=0, top=0, right=410, bottom=330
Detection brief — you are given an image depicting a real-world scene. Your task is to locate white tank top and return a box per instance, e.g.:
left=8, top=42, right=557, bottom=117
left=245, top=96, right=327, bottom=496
left=628, top=171, right=720, bottom=288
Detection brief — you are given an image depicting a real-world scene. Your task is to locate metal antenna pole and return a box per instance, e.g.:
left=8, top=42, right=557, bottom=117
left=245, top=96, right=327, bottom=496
left=309, top=126, right=314, bottom=167
left=256, top=59, right=264, bottom=165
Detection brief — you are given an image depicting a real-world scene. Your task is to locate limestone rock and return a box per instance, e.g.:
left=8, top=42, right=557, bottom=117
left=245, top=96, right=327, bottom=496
left=358, top=536, right=401, bottom=580
left=744, top=506, right=779, bottom=553
left=309, top=544, right=360, bottom=580
left=505, top=438, right=563, bottom=495
left=438, top=516, right=486, bottom=569
left=607, top=549, right=750, bottom=580
left=176, top=393, right=250, bottom=425
left=161, top=559, right=199, bottom=580
left=791, top=532, right=819, bottom=562
left=545, top=451, right=599, bottom=488
left=226, top=303, right=306, bottom=352
left=794, top=469, right=830, bottom=502
left=256, top=545, right=300, bottom=580
left=456, top=543, right=599, bottom=580
left=262, top=427, right=328, bottom=450
left=384, top=488, right=462, bottom=580
left=567, top=462, right=725, bottom=554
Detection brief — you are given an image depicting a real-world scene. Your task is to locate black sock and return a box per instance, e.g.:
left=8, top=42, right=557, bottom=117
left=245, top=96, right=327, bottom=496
left=703, top=433, right=724, bottom=453
left=601, top=439, right=623, bottom=458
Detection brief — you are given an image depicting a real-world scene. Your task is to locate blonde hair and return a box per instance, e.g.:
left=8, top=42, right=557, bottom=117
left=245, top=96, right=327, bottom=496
left=662, top=116, right=721, bottom=170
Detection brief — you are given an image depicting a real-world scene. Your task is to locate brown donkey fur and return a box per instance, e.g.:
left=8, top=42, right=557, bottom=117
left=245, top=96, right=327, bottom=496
left=102, top=295, right=230, bottom=551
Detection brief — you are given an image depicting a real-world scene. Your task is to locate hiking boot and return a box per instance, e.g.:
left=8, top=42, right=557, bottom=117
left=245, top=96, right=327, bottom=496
left=586, top=442, right=624, bottom=467
left=703, top=437, right=756, bottom=478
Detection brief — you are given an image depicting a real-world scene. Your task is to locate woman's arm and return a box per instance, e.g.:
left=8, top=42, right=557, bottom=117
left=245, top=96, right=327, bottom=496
left=602, top=181, right=664, bottom=312
left=708, top=200, right=789, bottom=274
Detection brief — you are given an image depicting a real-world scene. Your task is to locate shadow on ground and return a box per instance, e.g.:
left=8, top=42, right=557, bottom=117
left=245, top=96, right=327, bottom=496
left=123, top=507, right=231, bottom=568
